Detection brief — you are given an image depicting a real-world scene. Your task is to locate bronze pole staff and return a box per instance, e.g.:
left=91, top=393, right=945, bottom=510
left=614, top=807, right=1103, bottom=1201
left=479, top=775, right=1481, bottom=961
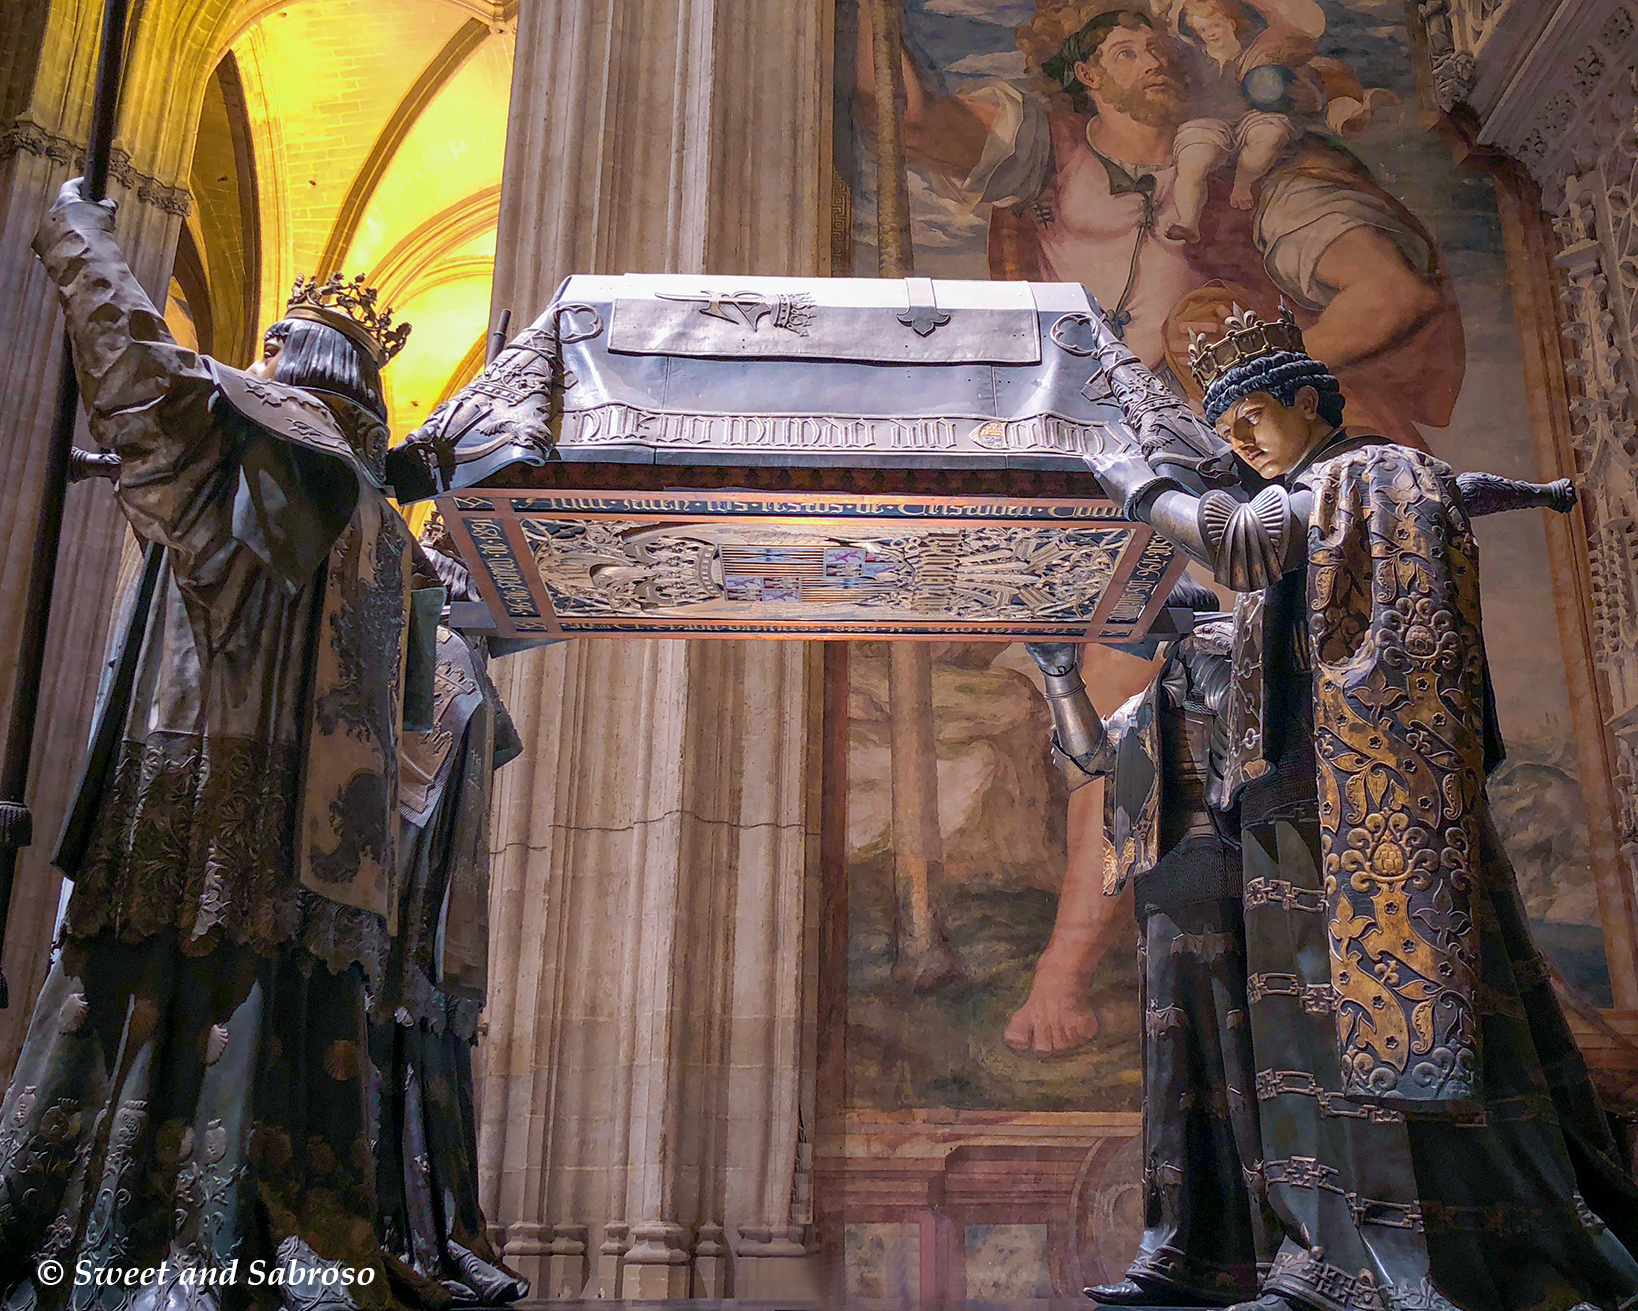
left=0, top=0, right=135, bottom=1007
left=866, top=0, right=964, bottom=992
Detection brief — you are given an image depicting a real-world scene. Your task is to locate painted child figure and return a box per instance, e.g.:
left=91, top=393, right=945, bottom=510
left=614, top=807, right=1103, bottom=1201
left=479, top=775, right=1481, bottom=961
left=1165, top=0, right=1322, bottom=241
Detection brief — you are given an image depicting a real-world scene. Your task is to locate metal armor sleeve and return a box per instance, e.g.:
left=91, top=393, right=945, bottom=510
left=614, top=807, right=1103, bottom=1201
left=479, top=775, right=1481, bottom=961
left=1042, top=669, right=1110, bottom=779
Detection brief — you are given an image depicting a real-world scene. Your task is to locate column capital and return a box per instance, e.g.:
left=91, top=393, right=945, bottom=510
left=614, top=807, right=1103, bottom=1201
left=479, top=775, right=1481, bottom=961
left=1, top=120, right=190, bottom=217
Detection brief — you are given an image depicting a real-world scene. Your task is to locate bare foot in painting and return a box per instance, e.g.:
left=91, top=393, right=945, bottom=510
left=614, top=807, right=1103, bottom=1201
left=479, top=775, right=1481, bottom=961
left=1004, top=980, right=1100, bottom=1054
left=1165, top=220, right=1201, bottom=243
left=1229, top=179, right=1257, bottom=210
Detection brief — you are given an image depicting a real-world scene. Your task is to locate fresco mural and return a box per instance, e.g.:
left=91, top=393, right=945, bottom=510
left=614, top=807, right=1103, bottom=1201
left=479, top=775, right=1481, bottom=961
left=841, top=0, right=1613, bottom=1134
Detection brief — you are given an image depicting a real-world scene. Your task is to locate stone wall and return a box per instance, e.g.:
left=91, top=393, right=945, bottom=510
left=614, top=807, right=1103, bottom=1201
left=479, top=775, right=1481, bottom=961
left=473, top=0, right=831, bottom=1299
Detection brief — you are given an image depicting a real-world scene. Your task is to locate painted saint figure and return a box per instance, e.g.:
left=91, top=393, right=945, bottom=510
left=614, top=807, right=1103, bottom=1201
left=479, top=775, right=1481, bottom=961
left=855, top=1, right=1460, bottom=446
left=0, top=179, right=418, bottom=1308
left=1089, top=306, right=1638, bottom=1311
left=1028, top=582, right=1267, bottom=1305
left=368, top=530, right=528, bottom=1307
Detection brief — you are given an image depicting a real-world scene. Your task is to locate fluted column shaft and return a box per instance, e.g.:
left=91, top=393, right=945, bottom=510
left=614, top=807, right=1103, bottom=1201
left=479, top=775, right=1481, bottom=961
left=0, top=16, right=190, bottom=1069
left=478, top=0, right=830, bottom=1300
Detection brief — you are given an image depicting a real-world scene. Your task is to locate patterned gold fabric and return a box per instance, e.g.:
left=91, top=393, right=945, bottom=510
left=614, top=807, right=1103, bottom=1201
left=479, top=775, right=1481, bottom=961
left=1307, top=446, right=1487, bottom=1107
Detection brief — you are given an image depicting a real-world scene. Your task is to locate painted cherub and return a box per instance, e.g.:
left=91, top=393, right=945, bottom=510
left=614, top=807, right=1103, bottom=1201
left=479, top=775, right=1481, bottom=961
left=1161, top=0, right=1396, bottom=243
left=1162, top=0, right=1324, bottom=240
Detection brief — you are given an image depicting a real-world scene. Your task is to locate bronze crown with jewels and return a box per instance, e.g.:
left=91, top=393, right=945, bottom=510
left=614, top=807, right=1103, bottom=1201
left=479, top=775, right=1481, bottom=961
left=1187, top=304, right=1305, bottom=393
left=283, top=272, right=411, bottom=366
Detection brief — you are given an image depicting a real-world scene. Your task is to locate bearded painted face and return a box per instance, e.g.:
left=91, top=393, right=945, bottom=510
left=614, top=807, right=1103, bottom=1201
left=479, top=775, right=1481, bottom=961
left=1076, top=22, right=1190, bottom=128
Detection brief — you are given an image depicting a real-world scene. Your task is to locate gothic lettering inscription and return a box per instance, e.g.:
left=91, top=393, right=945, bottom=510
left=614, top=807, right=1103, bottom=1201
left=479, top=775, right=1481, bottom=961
left=556, top=403, right=1118, bottom=459
left=464, top=519, right=539, bottom=619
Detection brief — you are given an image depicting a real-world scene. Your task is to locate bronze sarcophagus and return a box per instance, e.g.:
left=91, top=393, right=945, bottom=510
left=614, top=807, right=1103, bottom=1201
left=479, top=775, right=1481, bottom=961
left=388, top=276, right=1220, bottom=641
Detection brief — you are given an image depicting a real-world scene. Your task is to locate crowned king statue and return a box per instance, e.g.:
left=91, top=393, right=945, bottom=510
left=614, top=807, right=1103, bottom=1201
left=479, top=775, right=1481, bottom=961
left=0, top=177, right=426, bottom=1310
left=1083, top=305, right=1638, bottom=1311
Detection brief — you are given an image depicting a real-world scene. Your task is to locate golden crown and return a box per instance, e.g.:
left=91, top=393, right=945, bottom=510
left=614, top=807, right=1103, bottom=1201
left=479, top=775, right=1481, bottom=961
left=1187, top=304, right=1305, bottom=392
left=284, top=273, right=411, bottom=366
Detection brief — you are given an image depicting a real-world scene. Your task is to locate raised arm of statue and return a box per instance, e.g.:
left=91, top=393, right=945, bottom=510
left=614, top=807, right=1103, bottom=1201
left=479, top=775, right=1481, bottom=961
left=1095, top=453, right=1583, bottom=595
left=32, top=184, right=226, bottom=555
left=33, top=180, right=357, bottom=637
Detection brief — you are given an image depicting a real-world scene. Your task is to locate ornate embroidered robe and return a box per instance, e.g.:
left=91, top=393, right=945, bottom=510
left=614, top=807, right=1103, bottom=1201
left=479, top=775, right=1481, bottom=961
left=1069, top=621, right=1265, bottom=1301
left=38, top=200, right=413, bottom=978
left=1217, top=439, right=1638, bottom=1311
left=370, top=625, right=525, bottom=1306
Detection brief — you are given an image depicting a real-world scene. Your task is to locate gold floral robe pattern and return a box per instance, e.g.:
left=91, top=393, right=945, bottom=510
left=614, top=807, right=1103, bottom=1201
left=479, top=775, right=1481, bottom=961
left=1308, top=447, right=1487, bottom=1108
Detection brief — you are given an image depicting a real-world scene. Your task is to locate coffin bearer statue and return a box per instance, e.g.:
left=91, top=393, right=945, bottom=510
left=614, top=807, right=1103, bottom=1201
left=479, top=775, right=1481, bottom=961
left=1087, top=304, right=1638, bottom=1311
left=1030, top=580, right=1267, bottom=1307
left=1027, top=468, right=1586, bottom=1308
left=369, top=523, right=527, bottom=1307
left=0, top=178, right=419, bottom=1309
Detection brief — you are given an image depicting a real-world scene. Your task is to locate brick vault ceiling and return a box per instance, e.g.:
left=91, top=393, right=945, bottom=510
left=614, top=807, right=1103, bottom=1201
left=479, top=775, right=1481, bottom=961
left=184, top=0, right=513, bottom=447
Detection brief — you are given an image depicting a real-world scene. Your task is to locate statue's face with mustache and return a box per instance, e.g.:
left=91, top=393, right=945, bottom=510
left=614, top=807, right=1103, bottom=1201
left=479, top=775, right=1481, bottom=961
left=1072, top=19, right=1190, bottom=129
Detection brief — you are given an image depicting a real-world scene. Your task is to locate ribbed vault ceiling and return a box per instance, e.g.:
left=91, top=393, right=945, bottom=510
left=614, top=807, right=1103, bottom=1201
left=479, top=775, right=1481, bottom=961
left=186, top=0, right=512, bottom=439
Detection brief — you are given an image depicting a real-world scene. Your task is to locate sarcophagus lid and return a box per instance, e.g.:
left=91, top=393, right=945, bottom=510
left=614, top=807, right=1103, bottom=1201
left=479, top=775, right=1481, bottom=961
left=390, top=275, right=1216, bottom=642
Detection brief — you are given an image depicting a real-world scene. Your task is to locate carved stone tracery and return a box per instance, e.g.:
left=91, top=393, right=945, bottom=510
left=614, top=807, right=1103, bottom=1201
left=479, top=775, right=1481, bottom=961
left=1422, top=0, right=1638, bottom=1007
left=1551, top=160, right=1638, bottom=872
left=0, top=120, right=192, bottom=217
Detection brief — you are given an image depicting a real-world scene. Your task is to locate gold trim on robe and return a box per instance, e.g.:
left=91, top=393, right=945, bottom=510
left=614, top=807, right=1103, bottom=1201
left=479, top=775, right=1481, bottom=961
left=1308, top=446, right=1486, bottom=1107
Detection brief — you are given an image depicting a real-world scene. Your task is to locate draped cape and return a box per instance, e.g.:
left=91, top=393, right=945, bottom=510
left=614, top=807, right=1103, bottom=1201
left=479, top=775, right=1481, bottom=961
left=1307, top=445, right=1494, bottom=1107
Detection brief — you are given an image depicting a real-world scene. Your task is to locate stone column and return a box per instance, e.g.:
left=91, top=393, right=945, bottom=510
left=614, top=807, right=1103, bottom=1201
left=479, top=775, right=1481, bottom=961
left=477, top=0, right=830, bottom=1299
left=0, top=7, right=192, bottom=1070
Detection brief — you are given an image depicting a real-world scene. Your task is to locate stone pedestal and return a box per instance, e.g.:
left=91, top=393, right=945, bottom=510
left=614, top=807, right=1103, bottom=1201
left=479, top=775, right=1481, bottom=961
left=621, top=1220, right=691, bottom=1299
left=543, top=1224, right=589, bottom=1301
left=595, top=1222, right=629, bottom=1297
left=736, top=1224, right=823, bottom=1301
left=500, top=1220, right=550, bottom=1300
left=692, top=1224, right=727, bottom=1298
